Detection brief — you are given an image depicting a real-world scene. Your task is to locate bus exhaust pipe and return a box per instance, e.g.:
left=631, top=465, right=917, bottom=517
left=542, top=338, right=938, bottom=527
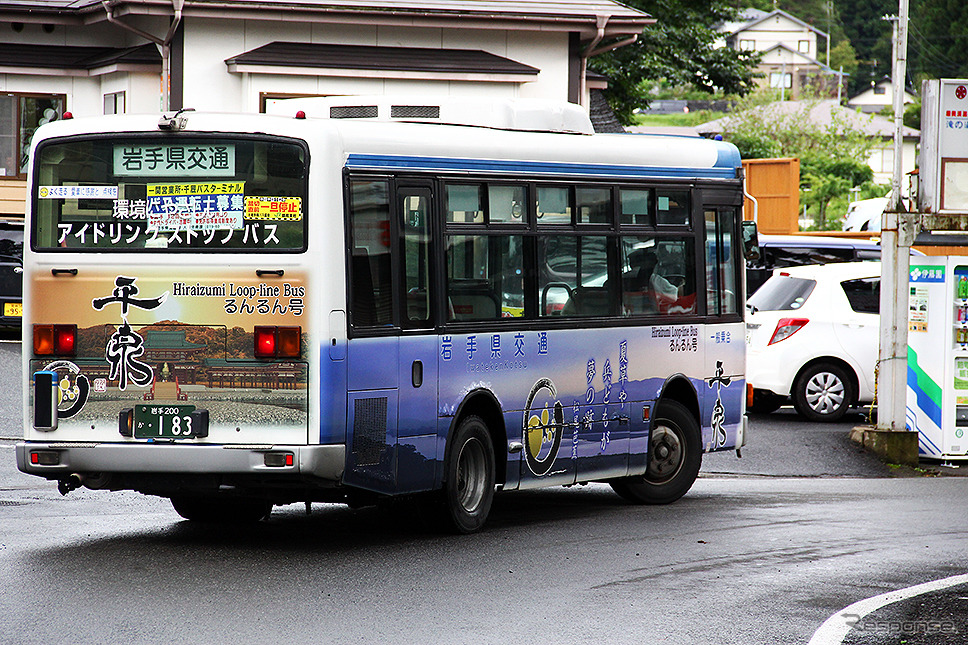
left=57, top=474, right=85, bottom=496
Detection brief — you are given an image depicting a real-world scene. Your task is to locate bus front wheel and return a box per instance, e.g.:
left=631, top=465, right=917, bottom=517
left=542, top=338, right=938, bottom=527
left=170, top=495, right=272, bottom=523
left=440, top=415, right=496, bottom=534
left=609, top=400, right=701, bottom=505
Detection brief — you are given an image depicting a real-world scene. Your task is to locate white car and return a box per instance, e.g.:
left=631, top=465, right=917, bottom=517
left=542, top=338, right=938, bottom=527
left=842, top=195, right=889, bottom=232
left=746, top=262, right=880, bottom=421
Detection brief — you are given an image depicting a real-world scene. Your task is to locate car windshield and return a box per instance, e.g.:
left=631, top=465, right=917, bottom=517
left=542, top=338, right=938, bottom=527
left=747, top=274, right=816, bottom=311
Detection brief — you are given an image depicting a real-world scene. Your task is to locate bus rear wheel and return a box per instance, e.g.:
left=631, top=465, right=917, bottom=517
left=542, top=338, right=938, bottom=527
left=609, top=399, right=701, bottom=505
left=170, top=495, right=272, bottom=523
left=440, top=415, right=495, bottom=534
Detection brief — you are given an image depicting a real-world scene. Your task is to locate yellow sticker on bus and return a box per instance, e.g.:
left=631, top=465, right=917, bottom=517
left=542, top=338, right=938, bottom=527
left=245, top=196, right=303, bottom=221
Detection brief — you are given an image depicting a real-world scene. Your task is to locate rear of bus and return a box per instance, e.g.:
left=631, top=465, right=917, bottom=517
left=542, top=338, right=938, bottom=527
left=16, top=113, right=337, bottom=520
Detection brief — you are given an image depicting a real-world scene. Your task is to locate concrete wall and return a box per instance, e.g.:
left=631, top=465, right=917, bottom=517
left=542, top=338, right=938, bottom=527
left=179, top=17, right=568, bottom=114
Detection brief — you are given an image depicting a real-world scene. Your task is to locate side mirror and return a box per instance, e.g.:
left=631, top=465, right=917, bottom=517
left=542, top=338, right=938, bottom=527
left=742, top=220, right=760, bottom=262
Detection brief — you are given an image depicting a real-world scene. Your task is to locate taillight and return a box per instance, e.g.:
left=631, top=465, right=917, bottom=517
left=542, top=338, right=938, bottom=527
left=33, top=324, right=77, bottom=356
left=767, top=318, right=809, bottom=345
left=254, top=326, right=301, bottom=358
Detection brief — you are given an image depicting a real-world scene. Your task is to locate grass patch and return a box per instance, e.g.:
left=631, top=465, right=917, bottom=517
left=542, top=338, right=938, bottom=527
left=632, top=111, right=726, bottom=127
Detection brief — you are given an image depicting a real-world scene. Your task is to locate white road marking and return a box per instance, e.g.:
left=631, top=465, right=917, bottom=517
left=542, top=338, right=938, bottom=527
left=808, top=572, right=968, bottom=644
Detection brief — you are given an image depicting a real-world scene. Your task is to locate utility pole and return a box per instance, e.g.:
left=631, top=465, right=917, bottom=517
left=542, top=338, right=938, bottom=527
left=876, top=4, right=913, bottom=433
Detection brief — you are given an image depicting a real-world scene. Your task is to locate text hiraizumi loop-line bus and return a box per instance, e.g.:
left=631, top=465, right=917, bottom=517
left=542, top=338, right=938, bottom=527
left=17, top=98, right=750, bottom=532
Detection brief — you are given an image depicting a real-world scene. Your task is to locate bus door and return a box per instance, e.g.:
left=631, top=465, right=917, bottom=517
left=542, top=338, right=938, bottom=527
left=345, top=181, right=438, bottom=495
left=394, top=185, right=439, bottom=493
left=702, top=206, right=744, bottom=451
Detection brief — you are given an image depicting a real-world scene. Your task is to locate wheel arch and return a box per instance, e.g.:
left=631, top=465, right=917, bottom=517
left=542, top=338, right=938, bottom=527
left=445, top=388, right=507, bottom=487
left=793, top=356, right=860, bottom=404
left=656, top=374, right=701, bottom=428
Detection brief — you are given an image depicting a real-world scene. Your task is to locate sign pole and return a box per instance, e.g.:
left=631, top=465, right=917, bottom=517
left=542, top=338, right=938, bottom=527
left=877, top=2, right=911, bottom=433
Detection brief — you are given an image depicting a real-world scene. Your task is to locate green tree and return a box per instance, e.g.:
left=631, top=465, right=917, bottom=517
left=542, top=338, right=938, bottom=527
left=717, top=94, right=879, bottom=228
left=908, top=0, right=968, bottom=79
left=800, top=155, right=874, bottom=228
left=591, top=0, right=760, bottom=124
left=835, top=0, right=894, bottom=95
left=828, top=39, right=859, bottom=90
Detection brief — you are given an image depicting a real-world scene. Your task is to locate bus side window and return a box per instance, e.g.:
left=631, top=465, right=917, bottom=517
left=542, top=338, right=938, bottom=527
left=620, top=237, right=696, bottom=316
left=349, top=179, right=394, bottom=328
left=704, top=208, right=739, bottom=315
left=445, top=234, right=524, bottom=320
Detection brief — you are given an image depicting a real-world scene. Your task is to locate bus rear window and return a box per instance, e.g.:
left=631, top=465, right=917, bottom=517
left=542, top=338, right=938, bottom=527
left=31, top=135, right=307, bottom=252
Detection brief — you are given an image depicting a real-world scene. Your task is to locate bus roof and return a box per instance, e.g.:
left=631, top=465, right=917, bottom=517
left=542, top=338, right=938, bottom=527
left=31, top=109, right=743, bottom=182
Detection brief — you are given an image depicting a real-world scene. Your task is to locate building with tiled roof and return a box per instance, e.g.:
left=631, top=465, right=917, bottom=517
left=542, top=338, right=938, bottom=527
left=0, top=0, right=650, bottom=214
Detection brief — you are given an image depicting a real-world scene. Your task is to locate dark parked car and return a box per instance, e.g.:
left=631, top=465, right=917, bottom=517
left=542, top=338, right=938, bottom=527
left=0, top=219, right=24, bottom=329
left=746, top=234, right=886, bottom=296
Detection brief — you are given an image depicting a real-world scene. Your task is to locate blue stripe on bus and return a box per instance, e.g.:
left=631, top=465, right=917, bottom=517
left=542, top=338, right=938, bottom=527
left=715, top=143, right=743, bottom=171
left=345, top=154, right=739, bottom=180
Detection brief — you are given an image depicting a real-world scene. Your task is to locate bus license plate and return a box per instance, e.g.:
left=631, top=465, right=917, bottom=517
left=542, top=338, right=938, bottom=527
left=3, top=302, right=21, bottom=317
left=134, top=404, right=198, bottom=439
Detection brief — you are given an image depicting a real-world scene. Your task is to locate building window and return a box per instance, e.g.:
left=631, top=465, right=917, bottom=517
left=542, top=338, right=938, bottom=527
left=0, top=93, right=66, bottom=177
left=798, top=40, right=810, bottom=54
left=259, top=92, right=325, bottom=113
left=880, top=147, right=895, bottom=174
left=103, top=91, right=125, bottom=115
left=873, top=85, right=887, bottom=95
left=739, top=39, right=756, bottom=50
left=770, top=72, right=793, bottom=89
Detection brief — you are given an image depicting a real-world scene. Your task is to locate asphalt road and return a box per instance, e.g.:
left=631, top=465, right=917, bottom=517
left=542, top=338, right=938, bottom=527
left=2, top=336, right=967, bottom=645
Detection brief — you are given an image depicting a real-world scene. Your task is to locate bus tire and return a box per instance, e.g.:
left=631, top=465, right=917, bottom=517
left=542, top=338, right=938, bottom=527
left=170, top=495, right=272, bottom=523
left=441, top=415, right=495, bottom=534
left=609, top=399, right=701, bottom=505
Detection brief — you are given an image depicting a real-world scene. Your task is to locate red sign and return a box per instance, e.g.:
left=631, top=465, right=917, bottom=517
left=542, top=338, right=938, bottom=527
left=957, top=85, right=967, bottom=100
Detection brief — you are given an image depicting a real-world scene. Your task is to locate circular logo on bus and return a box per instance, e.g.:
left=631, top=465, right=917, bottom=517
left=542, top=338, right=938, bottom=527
left=43, top=360, right=90, bottom=419
left=523, top=378, right=564, bottom=476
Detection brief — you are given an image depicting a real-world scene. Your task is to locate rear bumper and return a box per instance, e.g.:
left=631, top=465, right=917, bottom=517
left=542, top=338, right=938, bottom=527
left=16, top=442, right=345, bottom=482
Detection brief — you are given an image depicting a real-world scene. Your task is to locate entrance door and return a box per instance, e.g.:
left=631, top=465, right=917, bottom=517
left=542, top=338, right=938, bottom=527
left=396, top=185, right=439, bottom=493
left=344, top=180, right=439, bottom=495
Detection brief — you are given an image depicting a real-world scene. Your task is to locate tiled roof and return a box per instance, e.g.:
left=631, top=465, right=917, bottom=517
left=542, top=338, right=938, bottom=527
left=3, top=0, right=648, bottom=17
left=0, top=43, right=159, bottom=70
left=225, top=42, right=539, bottom=75
left=696, top=100, right=919, bottom=139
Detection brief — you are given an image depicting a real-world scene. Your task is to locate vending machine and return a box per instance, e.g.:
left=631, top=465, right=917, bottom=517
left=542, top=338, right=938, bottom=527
left=907, top=256, right=968, bottom=462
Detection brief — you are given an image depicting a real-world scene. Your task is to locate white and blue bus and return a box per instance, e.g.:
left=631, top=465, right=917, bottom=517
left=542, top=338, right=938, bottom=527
left=17, top=97, right=750, bottom=532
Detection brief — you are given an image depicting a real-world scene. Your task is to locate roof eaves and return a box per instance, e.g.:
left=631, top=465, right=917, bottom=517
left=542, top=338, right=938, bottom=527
left=733, top=8, right=827, bottom=39
left=224, top=42, right=540, bottom=76
left=12, top=0, right=651, bottom=37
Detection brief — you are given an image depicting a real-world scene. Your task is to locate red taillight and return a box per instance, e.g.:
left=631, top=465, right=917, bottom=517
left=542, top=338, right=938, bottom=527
left=33, top=324, right=77, bottom=356
left=254, top=326, right=301, bottom=358
left=254, top=326, right=276, bottom=357
left=767, top=318, right=809, bottom=345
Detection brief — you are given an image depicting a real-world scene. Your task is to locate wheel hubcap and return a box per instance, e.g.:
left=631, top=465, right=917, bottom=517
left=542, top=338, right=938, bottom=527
left=805, top=371, right=845, bottom=414
left=456, top=438, right=486, bottom=513
left=647, top=425, right=683, bottom=483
